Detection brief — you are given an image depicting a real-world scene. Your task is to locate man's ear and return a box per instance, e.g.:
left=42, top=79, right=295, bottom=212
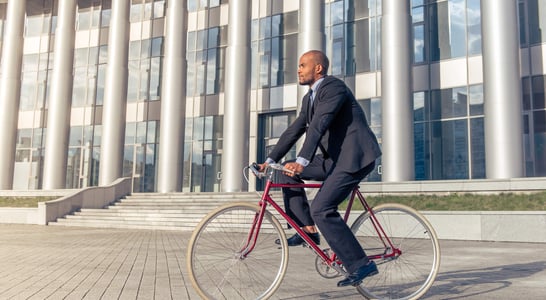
left=315, top=64, right=323, bottom=75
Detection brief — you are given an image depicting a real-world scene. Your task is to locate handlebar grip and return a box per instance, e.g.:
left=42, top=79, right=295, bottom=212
left=269, top=163, right=294, bottom=174
left=249, top=163, right=261, bottom=176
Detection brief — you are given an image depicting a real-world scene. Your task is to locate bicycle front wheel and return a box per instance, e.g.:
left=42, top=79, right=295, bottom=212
left=351, top=203, right=440, bottom=300
left=186, top=202, right=289, bottom=300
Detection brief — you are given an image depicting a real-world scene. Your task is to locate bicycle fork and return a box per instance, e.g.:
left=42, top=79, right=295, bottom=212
left=237, top=204, right=268, bottom=259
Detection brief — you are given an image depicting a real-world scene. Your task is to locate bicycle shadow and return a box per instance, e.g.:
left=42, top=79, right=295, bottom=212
left=279, top=261, right=546, bottom=299
left=426, top=261, right=546, bottom=299
left=280, top=289, right=363, bottom=300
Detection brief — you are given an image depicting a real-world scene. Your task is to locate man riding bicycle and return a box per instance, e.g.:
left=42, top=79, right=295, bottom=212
left=258, top=50, right=382, bottom=287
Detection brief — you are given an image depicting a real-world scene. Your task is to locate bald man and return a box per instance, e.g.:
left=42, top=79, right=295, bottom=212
left=259, top=50, right=382, bottom=287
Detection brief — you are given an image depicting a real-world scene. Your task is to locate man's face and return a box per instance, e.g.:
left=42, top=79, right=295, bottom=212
left=298, top=54, right=319, bottom=86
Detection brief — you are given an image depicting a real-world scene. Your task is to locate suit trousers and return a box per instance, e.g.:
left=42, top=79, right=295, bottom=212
left=279, top=155, right=375, bottom=273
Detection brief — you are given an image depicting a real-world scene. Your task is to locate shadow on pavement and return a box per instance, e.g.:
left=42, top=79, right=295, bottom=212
left=427, top=261, right=546, bottom=299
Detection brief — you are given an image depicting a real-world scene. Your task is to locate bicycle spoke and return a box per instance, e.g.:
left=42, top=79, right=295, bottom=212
left=351, top=203, right=440, bottom=300
left=187, top=203, right=288, bottom=300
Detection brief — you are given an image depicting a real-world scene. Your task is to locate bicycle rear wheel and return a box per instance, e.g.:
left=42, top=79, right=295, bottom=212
left=350, top=203, right=440, bottom=300
left=186, top=202, right=288, bottom=300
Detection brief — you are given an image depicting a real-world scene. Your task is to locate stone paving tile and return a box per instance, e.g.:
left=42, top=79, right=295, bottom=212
left=1, top=224, right=546, bottom=299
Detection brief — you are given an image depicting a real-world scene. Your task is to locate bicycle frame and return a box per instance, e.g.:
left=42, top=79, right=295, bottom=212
left=246, top=171, right=401, bottom=270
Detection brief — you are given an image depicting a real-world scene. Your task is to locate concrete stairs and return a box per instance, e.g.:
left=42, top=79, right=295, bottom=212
left=49, top=192, right=282, bottom=231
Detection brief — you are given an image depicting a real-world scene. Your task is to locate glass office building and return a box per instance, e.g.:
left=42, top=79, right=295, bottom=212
left=0, top=0, right=544, bottom=193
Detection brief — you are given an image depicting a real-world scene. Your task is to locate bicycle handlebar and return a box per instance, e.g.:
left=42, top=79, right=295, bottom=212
left=248, top=162, right=294, bottom=178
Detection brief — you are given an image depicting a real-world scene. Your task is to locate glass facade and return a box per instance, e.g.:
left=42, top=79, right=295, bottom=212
left=325, top=0, right=382, bottom=75
left=13, top=1, right=54, bottom=189
left=520, top=0, right=546, bottom=176
left=413, top=85, right=485, bottom=180
left=1, top=0, right=545, bottom=192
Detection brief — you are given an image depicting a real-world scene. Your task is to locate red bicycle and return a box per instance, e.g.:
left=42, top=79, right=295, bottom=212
left=186, top=163, right=440, bottom=299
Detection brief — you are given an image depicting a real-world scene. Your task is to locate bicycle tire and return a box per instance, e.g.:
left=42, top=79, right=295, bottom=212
left=350, top=203, right=440, bottom=300
left=186, top=202, right=289, bottom=300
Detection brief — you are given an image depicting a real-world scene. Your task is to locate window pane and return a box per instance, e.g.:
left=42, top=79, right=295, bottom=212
left=206, top=48, right=217, bottom=94
left=17, top=129, right=32, bottom=148
left=331, top=1, right=344, bottom=25
left=101, top=8, right=111, bottom=27
left=154, top=1, right=165, bottom=18
left=412, top=6, right=424, bottom=23
left=32, top=128, right=43, bottom=148
left=72, top=67, right=87, bottom=107
left=413, top=24, right=425, bottom=63
left=26, top=15, right=42, bottom=37
left=414, top=122, right=429, bottom=179
left=352, top=19, right=371, bottom=72
left=196, top=50, right=206, bottom=95
left=139, top=60, right=149, bottom=100
left=448, top=0, right=466, bottom=58
left=69, top=126, right=83, bottom=146
left=74, top=48, right=88, bottom=67
left=429, top=119, right=469, bottom=179
left=534, top=110, right=546, bottom=175
left=528, top=0, right=546, bottom=44
left=532, top=75, right=545, bottom=109
left=136, top=122, right=147, bottom=144
left=470, top=117, right=485, bottom=178
left=354, top=0, right=371, bottom=19
left=151, top=37, right=163, bottom=57
left=414, top=92, right=426, bottom=122
left=467, top=0, right=482, bottom=55
left=282, top=11, right=298, bottom=34
left=150, top=57, right=161, bottom=100
left=433, top=88, right=468, bottom=119
left=147, top=121, right=157, bottom=143
left=123, top=145, right=134, bottom=176
left=282, top=35, right=297, bottom=84
left=129, top=40, right=140, bottom=60
left=272, top=14, right=281, bottom=37
left=20, top=72, right=37, bottom=111
left=23, top=54, right=39, bottom=71
left=469, top=84, right=483, bottom=116
left=96, top=64, right=106, bottom=105
left=270, top=37, right=280, bottom=86
left=127, top=61, right=139, bottom=101
left=141, top=39, right=151, bottom=59
left=125, top=122, right=137, bottom=144
left=77, top=9, right=91, bottom=30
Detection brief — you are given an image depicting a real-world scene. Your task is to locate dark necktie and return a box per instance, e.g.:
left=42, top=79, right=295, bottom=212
left=307, top=89, right=314, bottom=123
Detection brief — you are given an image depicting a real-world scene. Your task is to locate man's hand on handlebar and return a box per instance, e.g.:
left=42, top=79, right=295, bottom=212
left=255, top=163, right=268, bottom=173
left=282, top=162, right=303, bottom=176
left=251, top=162, right=300, bottom=177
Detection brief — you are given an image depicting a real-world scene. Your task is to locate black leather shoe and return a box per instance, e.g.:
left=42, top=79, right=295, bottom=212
left=275, top=232, right=320, bottom=246
left=337, top=261, right=378, bottom=287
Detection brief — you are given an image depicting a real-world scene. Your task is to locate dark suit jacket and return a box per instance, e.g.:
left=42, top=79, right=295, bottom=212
left=269, top=76, right=382, bottom=173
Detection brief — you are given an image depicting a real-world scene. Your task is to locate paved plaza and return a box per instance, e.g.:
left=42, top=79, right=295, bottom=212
left=0, top=224, right=545, bottom=299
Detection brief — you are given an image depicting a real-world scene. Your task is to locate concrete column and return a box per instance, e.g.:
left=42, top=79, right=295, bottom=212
left=297, top=0, right=325, bottom=104
left=43, top=0, right=77, bottom=189
left=0, top=1, right=25, bottom=189
left=221, top=0, right=251, bottom=192
left=99, top=0, right=130, bottom=186
left=157, top=0, right=187, bottom=193
left=381, top=0, right=414, bottom=182
left=481, top=0, right=523, bottom=179
left=298, top=0, right=324, bottom=56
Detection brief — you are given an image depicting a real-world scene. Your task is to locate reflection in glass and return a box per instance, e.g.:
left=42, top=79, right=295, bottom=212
left=528, top=0, right=546, bottom=44
left=468, top=84, right=483, bottom=116
left=470, top=117, right=485, bottom=178
left=534, top=110, right=546, bottom=176
left=532, top=75, right=545, bottom=109
left=466, top=0, right=482, bottom=55
left=433, top=119, right=469, bottom=179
